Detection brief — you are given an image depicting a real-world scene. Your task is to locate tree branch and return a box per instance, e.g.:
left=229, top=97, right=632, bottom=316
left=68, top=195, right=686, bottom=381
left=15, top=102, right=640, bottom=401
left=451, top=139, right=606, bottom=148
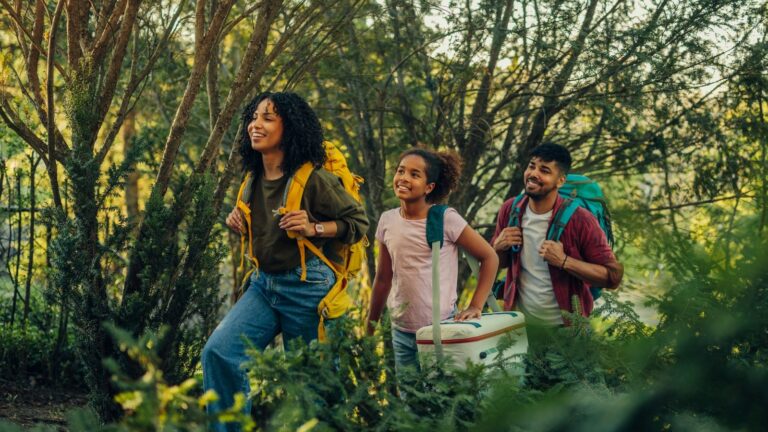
left=47, top=0, right=65, bottom=209
left=96, top=0, right=188, bottom=167
left=0, top=0, right=69, bottom=81
left=0, top=100, right=49, bottom=165
left=91, top=0, right=141, bottom=148
left=648, top=194, right=755, bottom=213
left=195, top=0, right=284, bottom=174
left=64, top=0, right=86, bottom=72
left=150, top=0, right=237, bottom=200
left=91, top=0, right=128, bottom=66
left=25, top=0, right=46, bottom=111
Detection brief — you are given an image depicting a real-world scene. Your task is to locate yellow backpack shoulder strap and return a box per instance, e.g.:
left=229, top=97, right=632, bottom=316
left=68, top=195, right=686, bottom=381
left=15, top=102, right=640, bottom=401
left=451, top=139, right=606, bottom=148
left=279, top=162, right=315, bottom=234
left=236, top=173, right=259, bottom=292
left=278, top=162, right=334, bottom=281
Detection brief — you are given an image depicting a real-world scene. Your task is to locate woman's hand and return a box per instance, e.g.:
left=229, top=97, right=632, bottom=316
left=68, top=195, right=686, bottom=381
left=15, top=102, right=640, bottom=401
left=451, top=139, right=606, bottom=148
left=279, top=210, right=314, bottom=237
left=226, top=208, right=245, bottom=233
left=454, top=305, right=482, bottom=321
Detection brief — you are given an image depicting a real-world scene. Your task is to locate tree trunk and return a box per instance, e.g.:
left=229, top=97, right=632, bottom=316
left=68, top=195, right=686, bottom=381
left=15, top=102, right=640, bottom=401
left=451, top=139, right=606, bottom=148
left=10, top=173, right=22, bottom=327
left=22, top=155, right=39, bottom=330
left=122, top=111, right=139, bottom=221
left=51, top=299, right=69, bottom=380
left=43, top=219, right=53, bottom=333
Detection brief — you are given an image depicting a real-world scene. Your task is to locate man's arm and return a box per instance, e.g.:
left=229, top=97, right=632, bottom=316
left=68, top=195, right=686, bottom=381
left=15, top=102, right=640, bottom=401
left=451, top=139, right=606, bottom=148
left=539, top=210, right=623, bottom=288
left=562, top=252, right=621, bottom=287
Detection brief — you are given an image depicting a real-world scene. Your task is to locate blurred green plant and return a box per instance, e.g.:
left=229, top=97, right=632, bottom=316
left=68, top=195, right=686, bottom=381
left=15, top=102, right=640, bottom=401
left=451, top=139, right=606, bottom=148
left=0, top=324, right=83, bottom=387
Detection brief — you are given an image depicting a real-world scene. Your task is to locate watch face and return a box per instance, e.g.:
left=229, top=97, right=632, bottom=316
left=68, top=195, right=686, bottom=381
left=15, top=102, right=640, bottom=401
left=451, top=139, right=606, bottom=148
left=315, top=223, right=324, bottom=234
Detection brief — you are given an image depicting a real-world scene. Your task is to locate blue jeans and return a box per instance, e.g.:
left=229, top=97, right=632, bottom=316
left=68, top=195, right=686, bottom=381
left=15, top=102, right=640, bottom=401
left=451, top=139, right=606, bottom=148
left=391, top=309, right=456, bottom=377
left=202, top=258, right=335, bottom=432
left=392, top=328, right=420, bottom=374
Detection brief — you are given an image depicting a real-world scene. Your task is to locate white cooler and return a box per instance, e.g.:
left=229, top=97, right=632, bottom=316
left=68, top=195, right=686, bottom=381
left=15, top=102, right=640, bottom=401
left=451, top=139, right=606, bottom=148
left=417, top=206, right=529, bottom=371
left=416, top=311, right=528, bottom=369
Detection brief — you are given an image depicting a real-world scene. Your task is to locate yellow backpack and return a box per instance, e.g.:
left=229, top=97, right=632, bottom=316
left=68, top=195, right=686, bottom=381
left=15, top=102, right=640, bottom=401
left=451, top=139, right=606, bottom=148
left=235, top=142, right=368, bottom=341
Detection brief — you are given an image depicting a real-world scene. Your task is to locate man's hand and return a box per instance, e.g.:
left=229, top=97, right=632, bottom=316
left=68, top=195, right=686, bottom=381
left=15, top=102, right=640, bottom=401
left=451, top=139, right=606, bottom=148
left=493, top=227, right=522, bottom=252
left=278, top=210, right=314, bottom=237
left=454, top=305, right=482, bottom=321
left=539, top=240, right=566, bottom=268
left=226, top=208, right=245, bottom=234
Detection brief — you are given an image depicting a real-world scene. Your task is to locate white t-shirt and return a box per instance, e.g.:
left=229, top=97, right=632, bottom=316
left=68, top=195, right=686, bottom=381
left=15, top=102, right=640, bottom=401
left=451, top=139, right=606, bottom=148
left=518, top=207, right=563, bottom=326
left=376, top=207, right=468, bottom=333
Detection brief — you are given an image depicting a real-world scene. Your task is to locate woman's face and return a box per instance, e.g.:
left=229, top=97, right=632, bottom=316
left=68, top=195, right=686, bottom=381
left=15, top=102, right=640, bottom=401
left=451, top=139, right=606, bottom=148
left=247, top=98, right=284, bottom=154
left=393, top=154, right=435, bottom=202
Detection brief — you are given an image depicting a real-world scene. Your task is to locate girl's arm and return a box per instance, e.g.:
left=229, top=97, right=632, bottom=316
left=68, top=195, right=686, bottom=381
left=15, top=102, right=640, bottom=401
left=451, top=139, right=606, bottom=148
left=366, top=242, right=394, bottom=335
left=454, top=226, right=499, bottom=321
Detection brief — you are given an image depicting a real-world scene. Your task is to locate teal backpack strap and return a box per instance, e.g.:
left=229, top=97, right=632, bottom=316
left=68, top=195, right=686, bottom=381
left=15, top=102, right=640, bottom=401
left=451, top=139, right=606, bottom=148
left=547, top=198, right=605, bottom=300
left=508, top=194, right=526, bottom=253
left=426, top=205, right=448, bottom=359
left=547, top=198, right=578, bottom=242
left=426, top=205, right=448, bottom=246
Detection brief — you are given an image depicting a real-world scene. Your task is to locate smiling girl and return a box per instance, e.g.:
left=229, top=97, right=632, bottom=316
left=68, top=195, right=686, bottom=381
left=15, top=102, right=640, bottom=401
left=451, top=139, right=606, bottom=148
left=366, top=148, right=498, bottom=374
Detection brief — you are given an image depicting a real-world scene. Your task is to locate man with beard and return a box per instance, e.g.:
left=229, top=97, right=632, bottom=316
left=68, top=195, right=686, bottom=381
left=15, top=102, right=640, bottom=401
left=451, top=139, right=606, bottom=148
left=491, top=143, right=623, bottom=332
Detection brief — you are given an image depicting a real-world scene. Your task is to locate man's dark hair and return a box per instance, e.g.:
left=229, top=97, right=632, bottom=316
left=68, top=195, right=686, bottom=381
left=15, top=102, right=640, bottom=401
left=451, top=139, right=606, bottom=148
left=529, top=142, right=572, bottom=175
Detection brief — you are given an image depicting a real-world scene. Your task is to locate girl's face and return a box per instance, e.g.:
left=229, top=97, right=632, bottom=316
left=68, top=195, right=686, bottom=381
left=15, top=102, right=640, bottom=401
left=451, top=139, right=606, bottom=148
left=247, top=99, right=284, bottom=154
left=393, top=154, right=435, bottom=202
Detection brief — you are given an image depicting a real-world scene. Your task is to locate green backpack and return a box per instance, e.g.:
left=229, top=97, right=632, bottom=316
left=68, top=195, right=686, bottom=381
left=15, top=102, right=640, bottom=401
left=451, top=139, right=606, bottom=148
left=503, top=173, right=614, bottom=300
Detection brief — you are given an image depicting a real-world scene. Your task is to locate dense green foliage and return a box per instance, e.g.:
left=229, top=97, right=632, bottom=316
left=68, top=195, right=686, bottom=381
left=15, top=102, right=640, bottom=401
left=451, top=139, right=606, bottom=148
left=2, top=234, right=765, bottom=431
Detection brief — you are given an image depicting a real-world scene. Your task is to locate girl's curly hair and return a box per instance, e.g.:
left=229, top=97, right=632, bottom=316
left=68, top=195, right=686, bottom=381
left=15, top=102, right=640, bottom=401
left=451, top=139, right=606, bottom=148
left=239, top=92, right=326, bottom=177
left=398, top=148, right=463, bottom=203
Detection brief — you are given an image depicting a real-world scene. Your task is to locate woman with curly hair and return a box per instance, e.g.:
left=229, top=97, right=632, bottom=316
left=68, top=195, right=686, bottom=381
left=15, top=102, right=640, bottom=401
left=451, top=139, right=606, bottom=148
left=202, top=92, right=368, bottom=430
left=366, top=148, right=498, bottom=376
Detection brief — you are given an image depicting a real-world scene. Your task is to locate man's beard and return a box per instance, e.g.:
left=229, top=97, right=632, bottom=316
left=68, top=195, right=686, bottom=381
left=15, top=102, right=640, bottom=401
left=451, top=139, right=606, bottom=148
left=524, top=181, right=555, bottom=201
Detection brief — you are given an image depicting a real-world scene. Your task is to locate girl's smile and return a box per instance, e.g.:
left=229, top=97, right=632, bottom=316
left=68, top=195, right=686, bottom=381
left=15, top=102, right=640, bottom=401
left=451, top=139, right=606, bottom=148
left=393, top=154, right=435, bottom=201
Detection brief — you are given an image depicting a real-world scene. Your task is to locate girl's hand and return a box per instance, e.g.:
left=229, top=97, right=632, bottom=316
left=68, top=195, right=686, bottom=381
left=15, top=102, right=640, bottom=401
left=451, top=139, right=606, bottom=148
left=226, top=208, right=245, bottom=233
left=454, top=305, right=482, bottom=321
left=279, top=210, right=314, bottom=236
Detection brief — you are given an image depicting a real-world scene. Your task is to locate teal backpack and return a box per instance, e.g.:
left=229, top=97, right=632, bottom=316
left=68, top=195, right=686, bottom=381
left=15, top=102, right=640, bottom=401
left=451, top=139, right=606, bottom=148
left=503, top=174, right=614, bottom=300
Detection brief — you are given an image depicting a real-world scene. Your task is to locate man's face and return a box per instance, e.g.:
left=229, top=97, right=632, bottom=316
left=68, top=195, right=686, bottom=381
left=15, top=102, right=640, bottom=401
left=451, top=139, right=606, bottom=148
left=523, top=157, right=565, bottom=199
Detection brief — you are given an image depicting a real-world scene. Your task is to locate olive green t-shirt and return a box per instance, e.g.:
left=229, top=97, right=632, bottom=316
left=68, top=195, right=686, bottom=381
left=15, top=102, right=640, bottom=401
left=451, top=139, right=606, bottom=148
left=249, top=169, right=369, bottom=273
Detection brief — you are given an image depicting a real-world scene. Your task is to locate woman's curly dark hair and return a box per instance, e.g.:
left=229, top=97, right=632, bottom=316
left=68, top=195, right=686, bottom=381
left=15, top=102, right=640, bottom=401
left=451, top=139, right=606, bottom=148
left=239, top=92, right=326, bottom=177
left=398, top=148, right=463, bottom=203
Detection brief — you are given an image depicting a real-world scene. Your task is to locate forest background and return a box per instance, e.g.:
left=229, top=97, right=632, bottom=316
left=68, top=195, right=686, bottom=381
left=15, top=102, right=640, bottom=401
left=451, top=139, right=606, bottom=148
left=0, top=0, right=767, bottom=430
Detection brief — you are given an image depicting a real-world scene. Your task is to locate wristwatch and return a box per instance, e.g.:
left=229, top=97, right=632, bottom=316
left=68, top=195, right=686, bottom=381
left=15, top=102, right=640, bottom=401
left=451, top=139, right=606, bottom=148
left=314, top=223, right=325, bottom=237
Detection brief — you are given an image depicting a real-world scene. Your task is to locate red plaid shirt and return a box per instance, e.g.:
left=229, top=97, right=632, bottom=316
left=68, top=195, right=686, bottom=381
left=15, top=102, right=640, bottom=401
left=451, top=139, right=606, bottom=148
left=491, top=195, right=623, bottom=317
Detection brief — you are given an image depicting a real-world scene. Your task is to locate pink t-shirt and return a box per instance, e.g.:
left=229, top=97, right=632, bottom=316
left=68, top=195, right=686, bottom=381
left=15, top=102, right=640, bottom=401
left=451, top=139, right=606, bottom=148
left=376, top=207, right=468, bottom=333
